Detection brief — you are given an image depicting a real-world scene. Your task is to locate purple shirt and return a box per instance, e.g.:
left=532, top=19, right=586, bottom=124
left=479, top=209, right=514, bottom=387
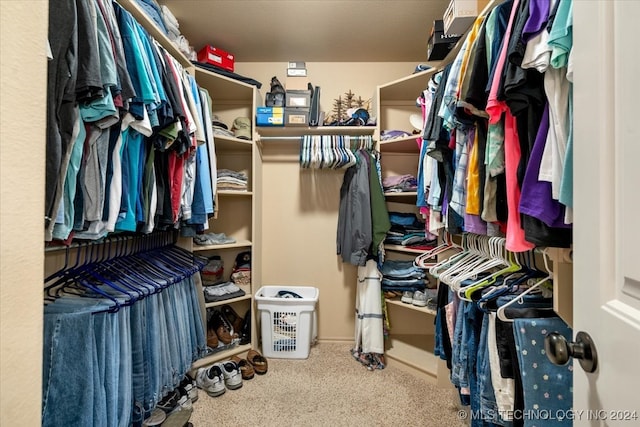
left=519, top=104, right=570, bottom=228
left=522, top=0, right=550, bottom=42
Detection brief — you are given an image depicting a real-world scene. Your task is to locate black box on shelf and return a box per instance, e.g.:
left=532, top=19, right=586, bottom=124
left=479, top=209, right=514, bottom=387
left=426, top=19, right=461, bottom=61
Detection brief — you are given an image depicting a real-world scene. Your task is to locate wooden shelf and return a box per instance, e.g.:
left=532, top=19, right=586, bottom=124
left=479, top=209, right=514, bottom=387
left=379, top=135, right=421, bottom=153
left=218, top=190, right=253, bottom=196
left=213, top=134, right=253, bottom=151
left=192, top=239, right=252, bottom=252
left=258, top=125, right=376, bottom=139
left=191, top=343, right=252, bottom=370
left=193, top=67, right=255, bottom=102
left=384, top=191, right=417, bottom=197
left=384, top=191, right=418, bottom=204
left=385, top=298, right=437, bottom=315
left=204, top=291, right=252, bottom=309
left=384, top=244, right=433, bottom=255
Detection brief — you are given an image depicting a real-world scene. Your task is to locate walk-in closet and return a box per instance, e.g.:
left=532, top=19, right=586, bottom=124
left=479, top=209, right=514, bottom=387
left=2, top=0, right=640, bottom=426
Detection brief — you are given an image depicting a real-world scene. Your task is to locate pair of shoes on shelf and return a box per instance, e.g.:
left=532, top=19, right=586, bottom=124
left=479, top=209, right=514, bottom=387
left=196, top=360, right=243, bottom=397
left=208, top=309, right=238, bottom=346
left=401, top=290, right=429, bottom=307
left=246, top=349, right=268, bottom=375
left=221, top=305, right=251, bottom=345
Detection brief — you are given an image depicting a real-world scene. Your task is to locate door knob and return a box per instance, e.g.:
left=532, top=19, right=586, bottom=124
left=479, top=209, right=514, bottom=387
left=544, top=331, right=598, bottom=373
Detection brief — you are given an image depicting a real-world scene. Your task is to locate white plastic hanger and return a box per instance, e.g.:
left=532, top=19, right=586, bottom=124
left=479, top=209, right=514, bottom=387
left=496, top=248, right=553, bottom=323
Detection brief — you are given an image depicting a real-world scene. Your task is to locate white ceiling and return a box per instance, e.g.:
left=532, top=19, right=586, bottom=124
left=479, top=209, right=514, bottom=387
left=160, top=0, right=451, bottom=63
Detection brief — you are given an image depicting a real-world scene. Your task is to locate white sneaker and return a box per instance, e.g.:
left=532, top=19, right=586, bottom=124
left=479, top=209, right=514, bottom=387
left=401, top=291, right=414, bottom=304
left=219, top=361, right=243, bottom=390
left=412, top=290, right=428, bottom=307
left=196, top=365, right=226, bottom=397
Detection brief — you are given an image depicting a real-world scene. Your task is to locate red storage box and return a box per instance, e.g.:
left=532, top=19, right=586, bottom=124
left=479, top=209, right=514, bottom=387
left=197, top=45, right=235, bottom=72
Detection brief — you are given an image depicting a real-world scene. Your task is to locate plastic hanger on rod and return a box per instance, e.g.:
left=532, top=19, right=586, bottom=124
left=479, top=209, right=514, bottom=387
left=496, top=248, right=554, bottom=323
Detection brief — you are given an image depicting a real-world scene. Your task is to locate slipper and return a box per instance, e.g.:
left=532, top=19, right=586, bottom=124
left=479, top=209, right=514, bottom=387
left=232, top=355, right=255, bottom=380
left=246, top=349, right=268, bottom=375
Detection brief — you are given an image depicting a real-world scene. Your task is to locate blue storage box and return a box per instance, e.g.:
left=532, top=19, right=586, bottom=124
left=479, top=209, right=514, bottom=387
left=256, top=107, right=284, bottom=126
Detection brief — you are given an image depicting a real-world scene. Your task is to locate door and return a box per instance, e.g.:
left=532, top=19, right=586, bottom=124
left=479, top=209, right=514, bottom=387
left=573, top=0, right=640, bottom=423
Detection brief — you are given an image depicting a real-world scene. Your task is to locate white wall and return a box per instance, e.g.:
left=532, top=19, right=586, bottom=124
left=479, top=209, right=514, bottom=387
left=0, top=1, right=48, bottom=425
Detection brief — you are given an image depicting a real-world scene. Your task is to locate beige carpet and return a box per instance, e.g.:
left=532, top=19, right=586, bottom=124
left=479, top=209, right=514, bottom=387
left=189, top=342, right=467, bottom=427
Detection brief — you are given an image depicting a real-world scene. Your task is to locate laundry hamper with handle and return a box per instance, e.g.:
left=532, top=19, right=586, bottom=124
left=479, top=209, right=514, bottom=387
left=255, top=286, right=319, bottom=359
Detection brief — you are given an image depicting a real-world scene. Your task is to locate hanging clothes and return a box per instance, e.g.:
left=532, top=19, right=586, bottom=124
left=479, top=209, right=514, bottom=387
left=42, top=243, right=207, bottom=427
left=352, top=259, right=385, bottom=370
left=45, top=2, right=218, bottom=242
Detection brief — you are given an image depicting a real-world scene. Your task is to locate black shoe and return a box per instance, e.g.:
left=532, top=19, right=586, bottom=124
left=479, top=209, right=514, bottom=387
left=239, top=309, right=251, bottom=345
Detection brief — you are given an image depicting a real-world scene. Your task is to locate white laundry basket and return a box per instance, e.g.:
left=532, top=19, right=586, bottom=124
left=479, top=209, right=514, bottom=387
left=255, top=286, right=319, bottom=359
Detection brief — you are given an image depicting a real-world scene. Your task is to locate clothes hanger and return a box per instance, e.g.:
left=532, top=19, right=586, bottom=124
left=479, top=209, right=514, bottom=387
left=496, top=248, right=554, bottom=323
left=439, top=234, right=489, bottom=286
left=429, top=233, right=472, bottom=278
left=460, top=241, right=523, bottom=300
left=451, top=236, right=509, bottom=295
left=414, top=231, right=459, bottom=267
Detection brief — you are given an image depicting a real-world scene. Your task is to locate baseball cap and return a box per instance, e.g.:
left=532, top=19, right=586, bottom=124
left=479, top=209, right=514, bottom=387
left=409, top=114, right=424, bottom=131
left=232, top=117, right=251, bottom=140
left=211, top=114, right=228, bottom=130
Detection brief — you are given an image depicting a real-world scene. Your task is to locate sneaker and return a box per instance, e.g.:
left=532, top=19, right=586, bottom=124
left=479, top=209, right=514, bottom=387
left=196, top=365, right=226, bottom=397
left=179, top=375, right=198, bottom=403
left=156, top=390, right=180, bottom=413
left=412, top=290, right=428, bottom=307
left=401, top=291, right=414, bottom=304
left=219, top=361, right=243, bottom=390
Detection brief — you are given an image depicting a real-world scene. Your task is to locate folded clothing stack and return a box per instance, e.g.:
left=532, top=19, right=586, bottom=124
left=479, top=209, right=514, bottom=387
left=217, top=169, right=248, bottom=192
left=382, top=175, right=418, bottom=193
left=380, top=259, right=426, bottom=292
left=385, top=212, right=436, bottom=249
left=194, top=232, right=236, bottom=246
left=161, top=4, right=180, bottom=41
left=201, top=256, right=224, bottom=286
left=203, top=282, right=246, bottom=303
left=230, top=251, right=251, bottom=286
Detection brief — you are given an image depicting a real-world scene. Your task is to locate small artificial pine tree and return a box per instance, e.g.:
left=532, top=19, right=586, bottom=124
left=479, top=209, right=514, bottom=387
left=344, top=90, right=356, bottom=111
left=330, top=96, right=344, bottom=124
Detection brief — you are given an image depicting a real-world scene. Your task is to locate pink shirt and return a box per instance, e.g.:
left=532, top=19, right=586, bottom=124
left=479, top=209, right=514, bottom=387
left=486, top=0, right=535, bottom=252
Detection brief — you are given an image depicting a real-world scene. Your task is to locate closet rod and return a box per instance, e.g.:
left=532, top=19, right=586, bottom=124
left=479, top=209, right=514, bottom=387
left=259, top=136, right=304, bottom=141
left=259, top=135, right=374, bottom=141
left=44, top=231, right=176, bottom=253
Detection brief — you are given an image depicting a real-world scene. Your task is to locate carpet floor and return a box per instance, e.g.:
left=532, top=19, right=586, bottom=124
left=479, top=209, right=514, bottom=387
left=189, top=342, right=467, bottom=427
